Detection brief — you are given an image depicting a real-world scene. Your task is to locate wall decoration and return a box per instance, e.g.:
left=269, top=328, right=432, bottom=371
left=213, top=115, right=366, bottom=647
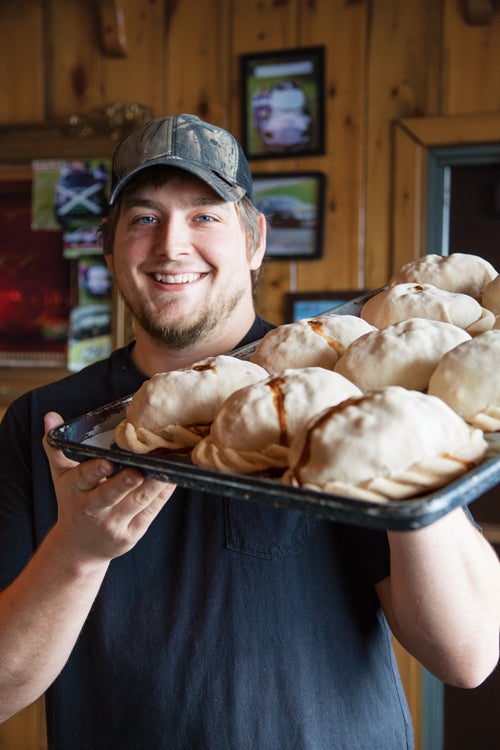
left=32, top=158, right=111, bottom=257
left=241, top=46, right=325, bottom=159
left=253, top=171, right=325, bottom=259
left=0, top=177, right=71, bottom=367
left=284, top=290, right=365, bottom=322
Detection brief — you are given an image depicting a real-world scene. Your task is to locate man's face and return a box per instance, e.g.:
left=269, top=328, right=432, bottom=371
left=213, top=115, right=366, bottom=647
left=106, top=174, right=265, bottom=349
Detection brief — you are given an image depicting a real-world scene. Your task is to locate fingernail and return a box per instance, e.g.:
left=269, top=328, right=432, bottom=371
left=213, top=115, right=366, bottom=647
left=122, top=473, right=137, bottom=487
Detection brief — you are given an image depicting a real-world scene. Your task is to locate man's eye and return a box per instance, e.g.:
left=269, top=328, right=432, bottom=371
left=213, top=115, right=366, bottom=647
left=133, top=215, right=157, bottom=225
left=196, top=214, right=216, bottom=223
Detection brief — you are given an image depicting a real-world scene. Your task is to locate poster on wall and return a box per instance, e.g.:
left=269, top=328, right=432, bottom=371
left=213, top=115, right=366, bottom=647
left=241, top=46, right=325, bottom=159
left=252, top=171, right=325, bottom=259
left=32, top=158, right=111, bottom=257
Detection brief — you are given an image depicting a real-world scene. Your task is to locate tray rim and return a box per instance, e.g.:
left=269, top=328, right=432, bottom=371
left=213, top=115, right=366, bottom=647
left=47, top=408, right=500, bottom=533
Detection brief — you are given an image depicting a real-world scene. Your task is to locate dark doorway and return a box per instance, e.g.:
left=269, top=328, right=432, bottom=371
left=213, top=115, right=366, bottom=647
left=448, top=162, right=500, bottom=268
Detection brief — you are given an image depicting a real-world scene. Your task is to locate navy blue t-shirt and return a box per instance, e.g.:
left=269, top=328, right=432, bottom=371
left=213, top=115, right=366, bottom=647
left=0, top=317, right=413, bottom=749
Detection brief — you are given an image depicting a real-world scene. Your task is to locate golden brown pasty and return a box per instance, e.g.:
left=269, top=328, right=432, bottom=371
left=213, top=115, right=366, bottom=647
left=114, top=355, right=268, bottom=454
left=191, top=368, right=362, bottom=474
left=283, top=386, right=487, bottom=501
left=389, top=253, right=497, bottom=298
left=360, top=283, right=494, bottom=335
left=428, top=329, right=500, bottom=432
left=250, top=314, right=376, bottom=372
left=334, top=317, right=470, bottom=391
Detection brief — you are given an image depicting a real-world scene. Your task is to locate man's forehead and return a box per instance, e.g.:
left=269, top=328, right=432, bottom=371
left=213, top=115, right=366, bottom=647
left=123, top=174, right=233, bottom=209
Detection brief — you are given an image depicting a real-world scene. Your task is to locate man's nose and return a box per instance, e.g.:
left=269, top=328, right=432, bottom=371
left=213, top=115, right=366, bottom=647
left=154, top=215, right=191, bottom=258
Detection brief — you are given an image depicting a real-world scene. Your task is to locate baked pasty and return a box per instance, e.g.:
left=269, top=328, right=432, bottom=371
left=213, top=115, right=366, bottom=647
left=334, top=317, right=470, bottom=391
left=389, top=253, right=497, bottom=298
left=114, top=355, right=268, bottom=454
left=191, top=368, right=362, bottom=474
left=428, top=329, right=500, bottom=432
left=250, top=314, right=375, bottom=372
left=284, top=386, right=487, bottom=501
left=360, top=283, right=494, bottom=335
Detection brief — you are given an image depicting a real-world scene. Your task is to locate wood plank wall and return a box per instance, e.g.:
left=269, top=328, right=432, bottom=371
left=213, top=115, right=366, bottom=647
left=0, top=1, right=499, bottom=748
left=1, top=0, right=500, bottom=317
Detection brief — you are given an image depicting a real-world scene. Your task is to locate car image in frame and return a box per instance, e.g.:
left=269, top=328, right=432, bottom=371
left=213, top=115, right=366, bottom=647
left=241, top=47, right=325, bottom=159
left=253, top=172, right=326, bottom=259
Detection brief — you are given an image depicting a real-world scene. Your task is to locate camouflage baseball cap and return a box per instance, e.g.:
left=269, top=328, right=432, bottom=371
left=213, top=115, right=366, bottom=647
left=109, top=114, right=253, bottom=204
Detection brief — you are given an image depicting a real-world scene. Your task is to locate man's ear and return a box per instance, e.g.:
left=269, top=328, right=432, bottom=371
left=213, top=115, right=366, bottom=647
left=101, top=218, right=113, bottom=271
left=249, top=212, right=267, bottom=270
left=104, top=253, right=114, bottom=272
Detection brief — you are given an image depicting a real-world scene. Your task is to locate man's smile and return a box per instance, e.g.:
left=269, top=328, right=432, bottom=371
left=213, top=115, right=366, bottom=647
left=151, top=272, right=206, bottom=284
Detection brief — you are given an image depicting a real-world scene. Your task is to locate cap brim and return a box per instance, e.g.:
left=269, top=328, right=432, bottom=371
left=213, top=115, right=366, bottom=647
left=110, top=157, right=248, bottom=204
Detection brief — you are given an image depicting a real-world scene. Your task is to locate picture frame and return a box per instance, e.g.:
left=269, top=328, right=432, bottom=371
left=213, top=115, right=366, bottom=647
left=253, top=171, right=326, bottom=259
left=284, top=290, right=365, bottom=322
left=241, top=46, right=325, bottom=159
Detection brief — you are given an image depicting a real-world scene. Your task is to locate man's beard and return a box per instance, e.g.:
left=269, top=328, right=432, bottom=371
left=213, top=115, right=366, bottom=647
left=122, top=289, right=245, bottom=350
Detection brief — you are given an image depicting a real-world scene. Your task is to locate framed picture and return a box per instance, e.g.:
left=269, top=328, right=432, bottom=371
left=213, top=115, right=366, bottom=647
left=284, top=290, right=366, bottom=322
left=253, top=171, right=325, bottom=259
left=241, top=46, right=325, bottom=159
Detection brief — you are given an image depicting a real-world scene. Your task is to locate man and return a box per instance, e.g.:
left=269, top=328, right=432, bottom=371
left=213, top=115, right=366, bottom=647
left=0, top=114, right=498, bottom=750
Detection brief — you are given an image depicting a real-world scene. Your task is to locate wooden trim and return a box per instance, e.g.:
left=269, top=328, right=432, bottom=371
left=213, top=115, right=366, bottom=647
left=96, top=0, right=128, bottom=57
left=391, top=113, right=500, bottom=268
left=397, top=113, right=500, bottom=148
left=463, top=0, right=495, bottom=25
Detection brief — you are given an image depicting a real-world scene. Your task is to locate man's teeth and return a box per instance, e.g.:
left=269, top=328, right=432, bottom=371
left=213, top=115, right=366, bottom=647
left=153, top=273, right=201, bottom=284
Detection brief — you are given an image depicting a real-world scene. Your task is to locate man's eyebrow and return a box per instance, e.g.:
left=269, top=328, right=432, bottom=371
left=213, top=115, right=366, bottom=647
left=122, top=196, right=159, bottom=210
left=122, top=193, right=230, bottom=211
left=187, top=195, right=231, bottom=211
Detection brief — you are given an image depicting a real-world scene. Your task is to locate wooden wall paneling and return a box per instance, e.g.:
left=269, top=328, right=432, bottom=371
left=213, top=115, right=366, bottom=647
left=163, top=0, right=231, bottom=125
left=391, top=119, right=426, bottom=270
left=0, top=700, right=47, bottom=750
left=102, top=0, right=167, bottom=117
left=229, top=0, right=304, bottom=325
left=230, top=0, right=300, bottom=56
left=45, top=0, right=105, bottom=116
left=442, top=0, right=500, bottom=115
left=393, top=641, right=423, bottom=750
left=364, top=0, right=442, bottom=291
left=0, top=1, right=45, bottom=122
left=296, top=0, right=368, bottom=294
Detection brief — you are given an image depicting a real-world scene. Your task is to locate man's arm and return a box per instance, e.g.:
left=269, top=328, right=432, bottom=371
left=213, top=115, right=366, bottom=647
left=0, top=412, right=175, bottom=723
left=376, top=506, right=500, bottom=688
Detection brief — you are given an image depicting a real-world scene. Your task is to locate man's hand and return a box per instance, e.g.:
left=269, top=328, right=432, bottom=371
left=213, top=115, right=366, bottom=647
left=43, top=411, right=176, bottom=564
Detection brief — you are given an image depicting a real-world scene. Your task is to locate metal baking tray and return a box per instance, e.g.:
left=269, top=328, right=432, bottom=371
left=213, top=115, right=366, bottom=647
left=47, top=293, right=500, bottom=531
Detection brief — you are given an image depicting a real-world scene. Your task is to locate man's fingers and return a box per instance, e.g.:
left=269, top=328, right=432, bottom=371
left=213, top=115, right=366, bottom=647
left=74, top=461, right=143, bottom=500
left=40, top=413, right=176, bottom=560
left=43, top=410, right=120, bottom=493
left=42, top=411, right=80, bottom=476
